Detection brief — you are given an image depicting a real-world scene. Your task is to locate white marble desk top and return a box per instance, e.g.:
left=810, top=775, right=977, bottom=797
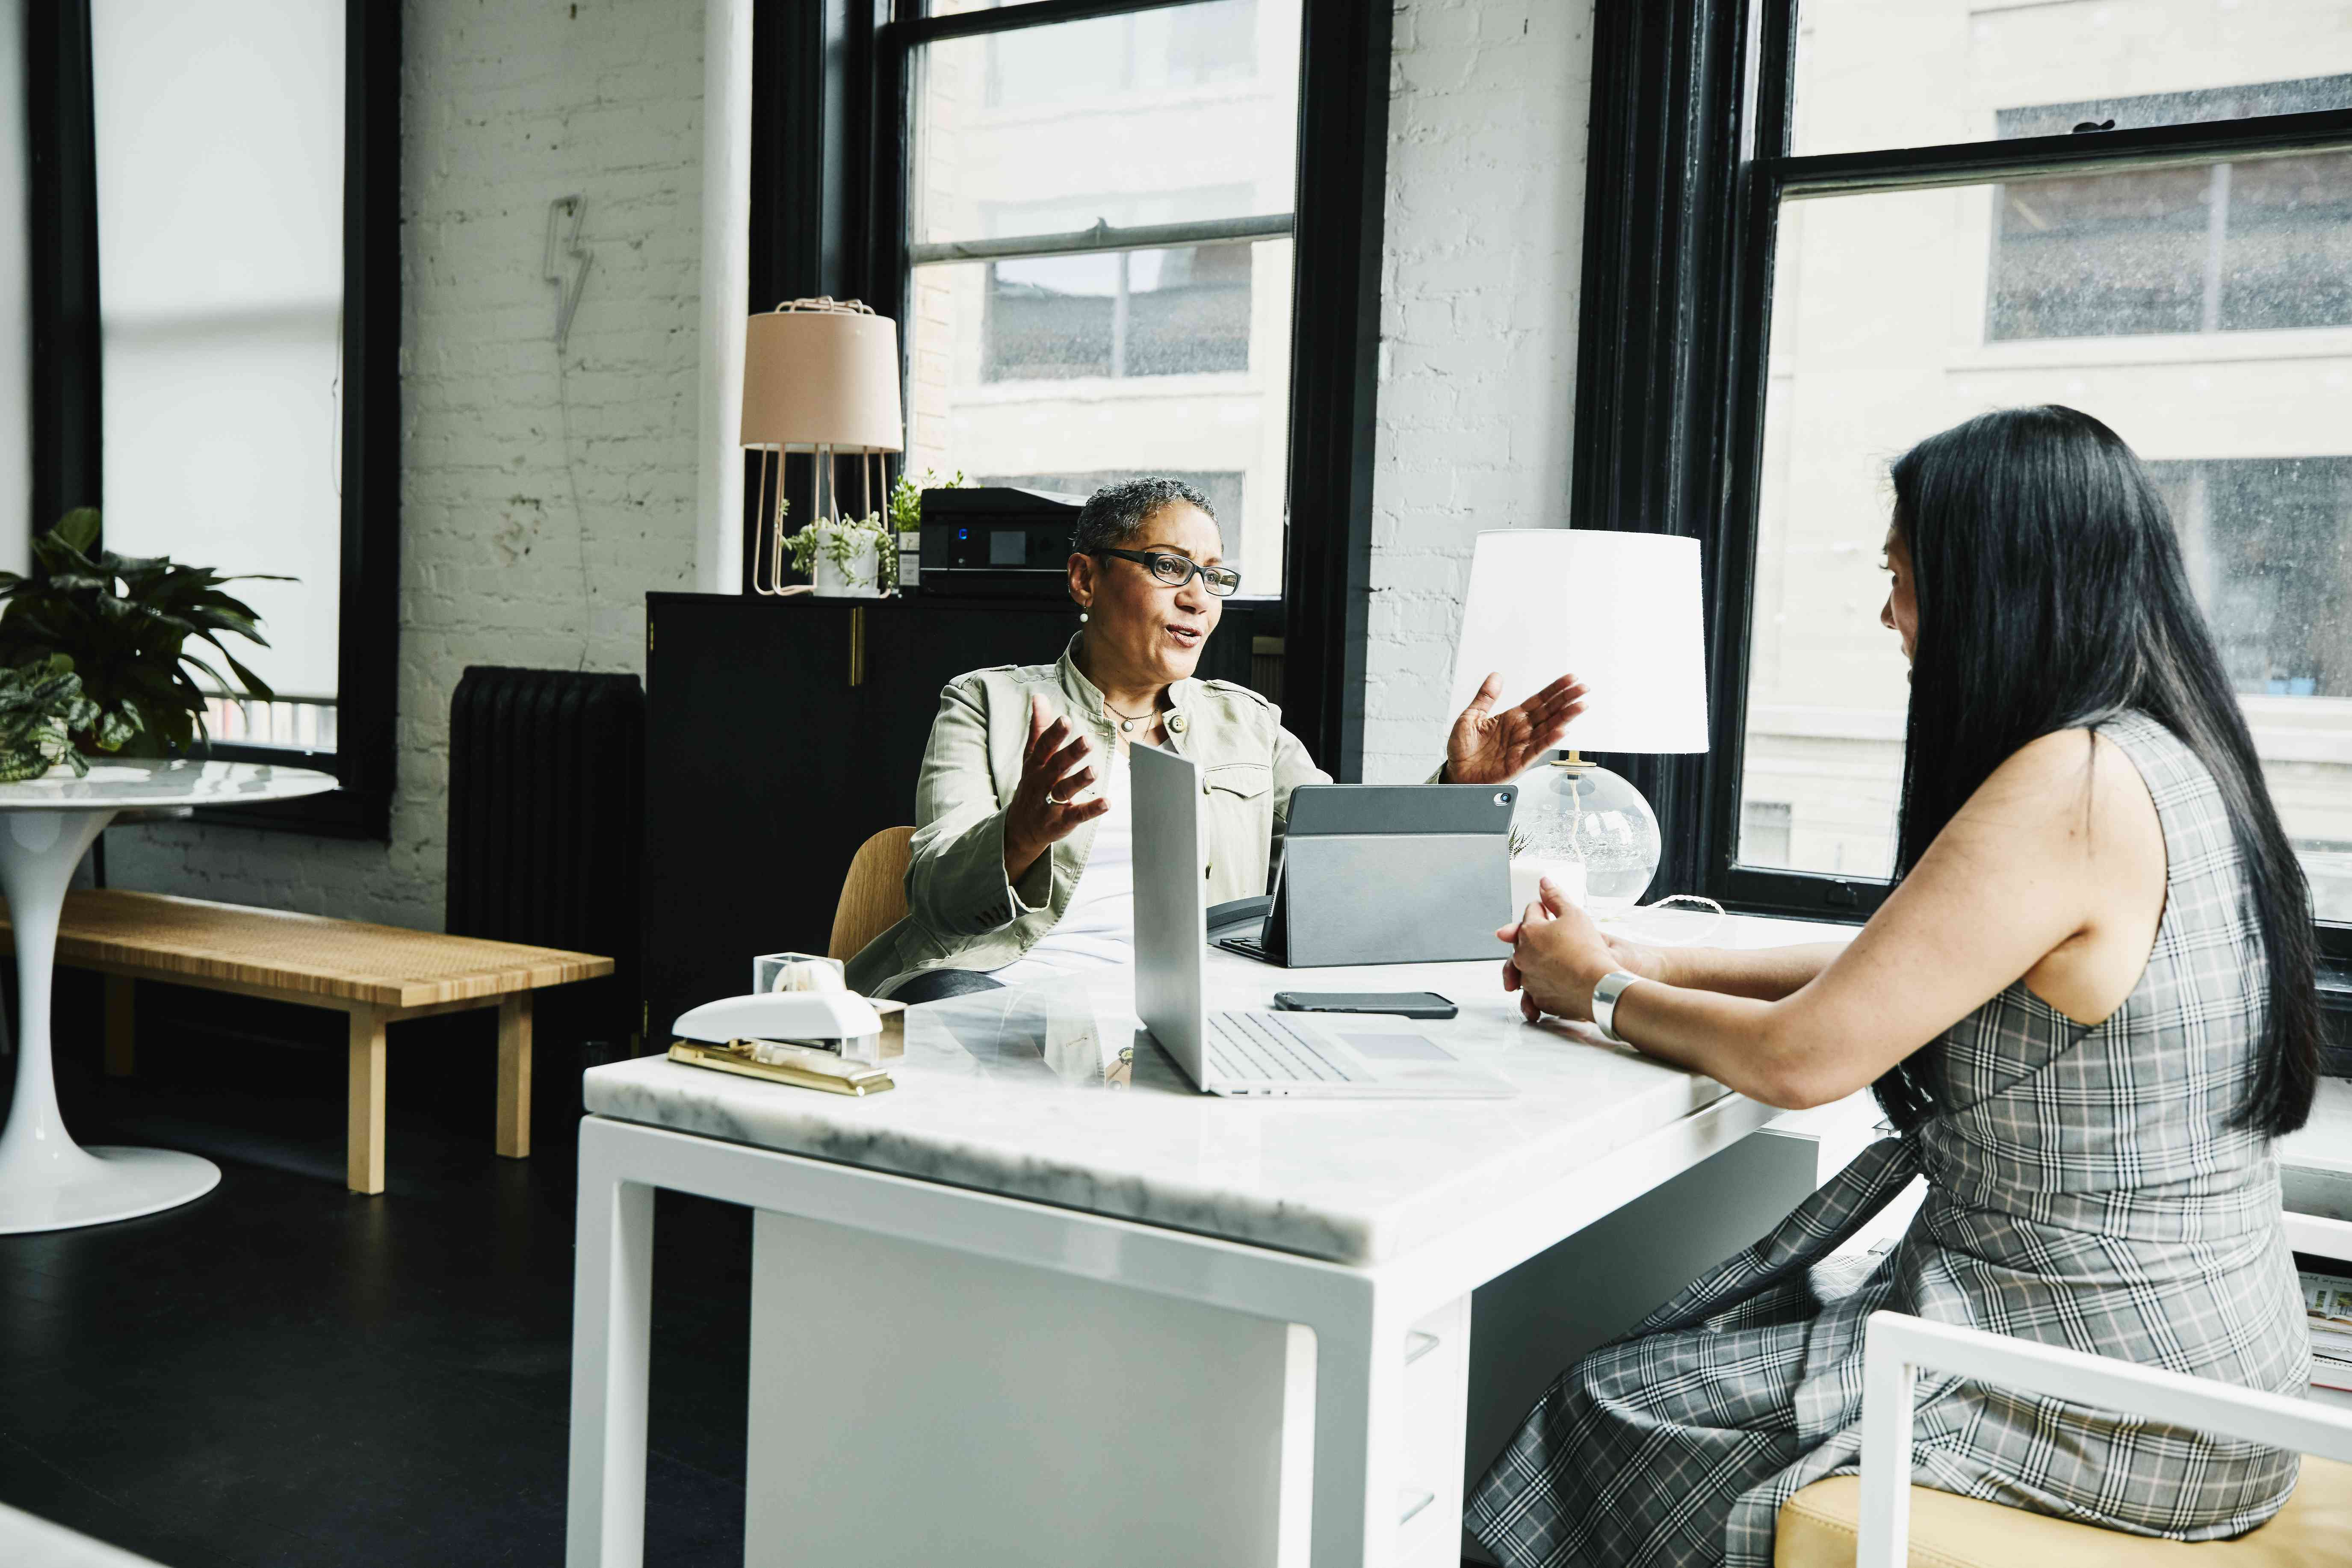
left=586, top=912, right=1852, bottom=1266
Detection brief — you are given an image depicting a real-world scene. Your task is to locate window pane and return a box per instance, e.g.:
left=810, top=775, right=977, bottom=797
left=203, top=695, right=338, bottom=753
left=2223, top=156, right=2352, bottom=331
left=2148, top=458, right=2352, bottom=698
left=1128, top=245, right=1254, bottom=375
left=1989, top=166, right=2211, bottom=340
left=1989, top=154, right=2352, bottom=341
left=913, top=0, right=1300, bottom=249
left=92, top=0, right=344, bottom=706
left=979, top=245, right=1257, bottom=383
left=1741, top=177, right=2352, bottom=919
left=907, top=240, right=1292, bottom=593
left=906, top=0, right=1300, bottom=597
left=987, top=254, right=1119, bottom=379
left=1791, top=0, right=2352, bottom=157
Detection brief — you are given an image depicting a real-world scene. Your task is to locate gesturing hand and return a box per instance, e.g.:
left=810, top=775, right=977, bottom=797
left=1003, top=695, right=1110, bottom=882
left=1445, top=672, right=1589, bottom=785
left=1498, top=876, right=1617, bottom=1026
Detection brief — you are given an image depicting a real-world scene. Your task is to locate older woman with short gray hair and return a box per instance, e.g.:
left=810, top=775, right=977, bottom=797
left=845, top=476, right=1587, bottom=1002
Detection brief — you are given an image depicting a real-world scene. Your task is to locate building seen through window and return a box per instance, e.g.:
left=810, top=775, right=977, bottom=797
left=2148, top=458, right=2352, bottom=701
left=983, top=0, right=1259, bottom=104
left=1741, top=0, right=2352, bottom=920
left=908, top=0, right=1299, bottom=592
left=1989, top=81, right=2352, bottom=341
left=985, top=242, right=1254, bottom=382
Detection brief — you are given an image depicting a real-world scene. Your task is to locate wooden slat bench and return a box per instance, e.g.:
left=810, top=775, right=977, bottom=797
left=0, top=889, right=614, bottom=1195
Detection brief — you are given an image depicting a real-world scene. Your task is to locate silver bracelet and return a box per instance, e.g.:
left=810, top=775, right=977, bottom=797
left=1590, top=970, right=1647, bottom=1044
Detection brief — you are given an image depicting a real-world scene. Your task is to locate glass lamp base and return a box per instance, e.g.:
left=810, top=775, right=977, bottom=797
left=1510, top=758, right=1662, bottom=914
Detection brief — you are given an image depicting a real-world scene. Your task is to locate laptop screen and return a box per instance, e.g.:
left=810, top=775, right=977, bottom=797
left=1128, top=742, right=1209, bottom=1085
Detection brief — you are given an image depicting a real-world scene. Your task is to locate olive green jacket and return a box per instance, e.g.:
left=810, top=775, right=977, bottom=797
left=844, top=636, right=1331, bottom=998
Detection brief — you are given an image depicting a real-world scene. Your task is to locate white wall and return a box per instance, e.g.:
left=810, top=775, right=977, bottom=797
left=1363, top=0, right=1593, bottom=782
left=109, top=0, right=707, bottom=924
left=697, top=0, right=751, bottom=596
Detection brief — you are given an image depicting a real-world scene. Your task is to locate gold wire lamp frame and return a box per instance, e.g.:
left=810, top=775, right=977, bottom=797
left=739, top=297, right=904, bottom=595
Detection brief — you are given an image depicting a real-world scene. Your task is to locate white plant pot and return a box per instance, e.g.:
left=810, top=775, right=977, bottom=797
left=811, top=529, right=883, bottom=598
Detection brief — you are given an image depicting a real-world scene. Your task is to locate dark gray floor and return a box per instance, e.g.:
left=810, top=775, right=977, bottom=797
left=0, top=976, right=749, bottom=1568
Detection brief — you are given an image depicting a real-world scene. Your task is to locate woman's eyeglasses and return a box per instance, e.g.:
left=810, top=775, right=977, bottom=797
left=1095, top=547, right=1242, bottom=597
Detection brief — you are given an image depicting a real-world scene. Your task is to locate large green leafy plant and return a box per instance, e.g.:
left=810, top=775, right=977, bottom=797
left=0, top=509, right=285, bottom=758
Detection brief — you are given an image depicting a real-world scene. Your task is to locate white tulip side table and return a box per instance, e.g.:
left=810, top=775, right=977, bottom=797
left=0, top=759, right=337, bottom=1233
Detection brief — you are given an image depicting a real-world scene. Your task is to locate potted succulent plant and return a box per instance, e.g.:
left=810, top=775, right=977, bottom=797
left=784, top=511, right=891, bottom=598
left=887, top=468, right=963, bottom=594
left=0, top=509, right=284, bottom=758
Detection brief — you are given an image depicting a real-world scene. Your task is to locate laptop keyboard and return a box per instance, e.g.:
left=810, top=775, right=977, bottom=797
left=1206, top=1011, right=1365, bottom=1085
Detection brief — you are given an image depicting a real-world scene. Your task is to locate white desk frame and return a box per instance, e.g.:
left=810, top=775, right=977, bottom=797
left=566, top=1086, right=1777, bottom=1568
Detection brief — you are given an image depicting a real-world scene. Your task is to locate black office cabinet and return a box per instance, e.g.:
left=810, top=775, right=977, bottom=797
left=641, top=594, right=1281, bottom=1037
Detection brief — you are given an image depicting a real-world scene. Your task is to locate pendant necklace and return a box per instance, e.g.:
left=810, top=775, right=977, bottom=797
left=1105, top=699, right=1151, bottom=735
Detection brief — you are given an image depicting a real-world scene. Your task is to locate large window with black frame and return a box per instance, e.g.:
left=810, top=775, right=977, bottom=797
left=903, top=0, right=1301, bottom=596
left=92, top=0, right=351, bottom=755
left=1729, top=0, right=2352, bottom=930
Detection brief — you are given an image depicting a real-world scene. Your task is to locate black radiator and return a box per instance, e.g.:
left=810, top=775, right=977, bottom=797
left=446, top=667, right=644, bottom=1119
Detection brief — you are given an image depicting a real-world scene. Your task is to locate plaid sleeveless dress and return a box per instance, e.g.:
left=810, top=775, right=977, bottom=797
left=1466, top=712, right=2310, bottom=1568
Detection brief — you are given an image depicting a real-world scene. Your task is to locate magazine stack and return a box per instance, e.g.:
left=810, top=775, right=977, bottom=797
left=2303, top=1265, right=2352, bottom=1395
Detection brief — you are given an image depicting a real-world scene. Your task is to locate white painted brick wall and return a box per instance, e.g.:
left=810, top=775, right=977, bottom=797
left=108, top=0, right=706, bottom=925
left=1365, top=0, right=1593, bottom=781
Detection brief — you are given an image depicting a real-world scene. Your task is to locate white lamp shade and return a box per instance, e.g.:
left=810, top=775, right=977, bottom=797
left=740, top=304, right=904, bottom=453
left=1448, top=530, right=1710, bottom=754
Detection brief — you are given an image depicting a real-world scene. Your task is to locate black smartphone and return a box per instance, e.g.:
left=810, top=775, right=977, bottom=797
left=1272, top=991, right=1458, bottom=1020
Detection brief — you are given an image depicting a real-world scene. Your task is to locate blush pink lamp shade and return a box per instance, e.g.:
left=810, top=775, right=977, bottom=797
left=739, top=302, right=904, bottom=454
left=739, top=298, right=904, bottom=595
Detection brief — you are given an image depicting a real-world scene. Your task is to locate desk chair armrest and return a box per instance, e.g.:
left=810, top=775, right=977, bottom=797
left=1856, top=1310, right=2352, bottom=1568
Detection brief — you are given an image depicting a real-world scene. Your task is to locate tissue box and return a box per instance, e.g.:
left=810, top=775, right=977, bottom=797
left=849, top=998, right=907, bottom=1064
left=754, top=951, right=845, bottom=993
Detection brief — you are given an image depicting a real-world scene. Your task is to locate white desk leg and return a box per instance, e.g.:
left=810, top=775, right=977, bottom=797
left=0, top=806, right=222, bottom=1233
left=567, top=1125, right=655, bottom=1568
left=1307, top=1290, right=1406, bottom=1568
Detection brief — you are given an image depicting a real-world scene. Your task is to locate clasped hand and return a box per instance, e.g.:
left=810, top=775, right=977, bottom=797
left=1499, top=877, right=1663, bottom=1028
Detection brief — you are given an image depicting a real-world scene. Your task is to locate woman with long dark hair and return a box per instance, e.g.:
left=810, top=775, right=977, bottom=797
left=1469, top=405, right=2321, bottom=1568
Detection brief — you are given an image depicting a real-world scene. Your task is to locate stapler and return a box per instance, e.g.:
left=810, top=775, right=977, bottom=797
left=666, top=991, right=907, bottom=1097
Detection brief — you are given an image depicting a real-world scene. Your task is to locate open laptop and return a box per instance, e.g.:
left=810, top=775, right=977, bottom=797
left=1131, top=741, right=1516, bottom=1100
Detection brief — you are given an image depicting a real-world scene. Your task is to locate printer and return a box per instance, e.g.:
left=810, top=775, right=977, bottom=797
left=918, top=485, right=1085, bottom=599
